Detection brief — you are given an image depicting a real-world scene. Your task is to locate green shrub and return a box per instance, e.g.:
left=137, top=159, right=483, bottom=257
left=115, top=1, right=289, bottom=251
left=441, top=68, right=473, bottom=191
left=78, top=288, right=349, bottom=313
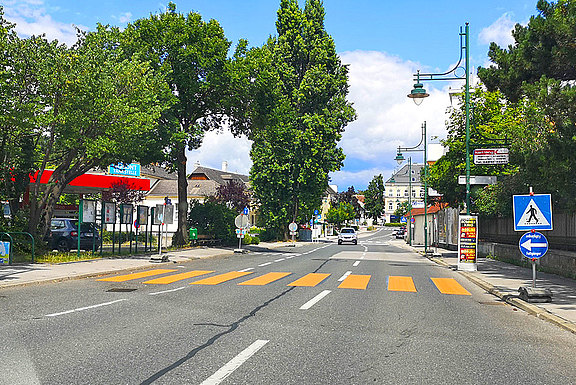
left=251, top=236, right=260, bottom=245
left=384, top=223, right=403, bottom=227
left=243, top=234, right=253, bottom=245
left=367, top=225, right=375, bottom=231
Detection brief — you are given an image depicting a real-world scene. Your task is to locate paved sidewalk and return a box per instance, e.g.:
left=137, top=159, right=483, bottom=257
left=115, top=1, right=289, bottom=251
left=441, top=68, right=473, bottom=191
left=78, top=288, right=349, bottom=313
left=405, top=242, right=576, bottom=334
left=0, top=241, right=299, bottom=289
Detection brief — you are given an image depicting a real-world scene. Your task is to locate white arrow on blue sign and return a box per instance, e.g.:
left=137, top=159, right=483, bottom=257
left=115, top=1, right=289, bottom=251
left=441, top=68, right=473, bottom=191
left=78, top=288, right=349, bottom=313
left=513, top=194, right=553, bottom=231
left=519, top=231, right=548, bottom=259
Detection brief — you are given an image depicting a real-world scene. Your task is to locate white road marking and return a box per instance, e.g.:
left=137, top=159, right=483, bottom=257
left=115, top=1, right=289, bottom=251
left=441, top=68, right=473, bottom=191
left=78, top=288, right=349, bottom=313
left=300, top=290, right=332, bottom=310
left=274, top=258, right=285, bottom=262
left=200, top=340, right=269, bottom=385
left=353, top=261, right=361, bottom=267
left=45, top=299, right=127, bottom=317
left=258, top=262, right=273, bottom=267
left=148, top=287, right=186, bottom=296
left=238, top=268, right=254, bottom=272
left=338, top=271, right=353, bottom=281
left=285, top=256, right=294, bottom=259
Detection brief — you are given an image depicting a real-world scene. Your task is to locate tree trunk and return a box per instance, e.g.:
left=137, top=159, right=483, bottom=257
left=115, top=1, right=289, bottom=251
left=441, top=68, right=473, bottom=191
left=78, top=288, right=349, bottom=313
left=172, top=144, right=188, bottom=246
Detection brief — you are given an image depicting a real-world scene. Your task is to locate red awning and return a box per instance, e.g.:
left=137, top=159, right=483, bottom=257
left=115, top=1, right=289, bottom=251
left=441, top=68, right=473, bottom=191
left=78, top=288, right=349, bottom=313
left=30, top=170, right=150, bottom=192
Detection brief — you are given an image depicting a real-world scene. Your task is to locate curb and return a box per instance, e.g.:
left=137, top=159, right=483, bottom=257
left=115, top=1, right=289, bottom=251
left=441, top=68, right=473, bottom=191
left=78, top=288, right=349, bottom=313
left=424, top=252, right=576, bottom=335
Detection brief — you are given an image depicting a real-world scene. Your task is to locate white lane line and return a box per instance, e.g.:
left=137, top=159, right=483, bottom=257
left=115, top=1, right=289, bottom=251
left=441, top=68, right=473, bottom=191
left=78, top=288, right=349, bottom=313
left=258, top=262, right=273, bottom=267
left=300, top=290, right=332, bottom=310
left=200, top=339, right=269, bottom=385
left=238, top=268, right=254, bottom=272
left=45, top=299, right=127, bottom=317
left=285, top=256, right=294, bottom=259
left=274, top=258, right=285, bottom=262
left=338, top=271, right=353, bottom=282
left=149, top=287, right=186, bottom=296
left=353, top=261, right=361, bottom=267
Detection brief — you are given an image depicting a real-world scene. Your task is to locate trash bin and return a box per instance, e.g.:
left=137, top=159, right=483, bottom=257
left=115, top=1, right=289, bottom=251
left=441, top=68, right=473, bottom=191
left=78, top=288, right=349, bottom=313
left=189, top=228, right=198, bottom=241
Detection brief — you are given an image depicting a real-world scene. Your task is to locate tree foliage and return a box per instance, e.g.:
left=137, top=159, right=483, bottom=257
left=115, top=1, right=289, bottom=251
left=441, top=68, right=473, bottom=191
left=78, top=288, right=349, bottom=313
left=364, top=174, right=385, bottom=222
left=246, top=0, right=355, bottom=237
left=187, top=199, right=235, bottom=244
left=394, top=201, right=412, bottom=219
left=326, top=202, right=355, bottom=226
left=334, top=186, right=363, bottom=219
left=215, top=179, right=250, bottom=213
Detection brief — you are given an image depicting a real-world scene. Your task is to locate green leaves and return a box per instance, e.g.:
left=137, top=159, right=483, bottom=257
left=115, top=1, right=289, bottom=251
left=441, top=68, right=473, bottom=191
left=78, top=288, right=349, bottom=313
left=364, top=175, right=385, bottom=222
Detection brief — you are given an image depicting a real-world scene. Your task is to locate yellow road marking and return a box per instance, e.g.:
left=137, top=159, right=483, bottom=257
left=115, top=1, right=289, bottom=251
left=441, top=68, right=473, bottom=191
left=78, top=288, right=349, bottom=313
left=338, top=274, right=371, bottom=290
left=190, top=271, right=253, bottom=285
left=97, top=269, right=177, bottom=282
left=287, top=273, right=331, bottom=287
left=387, top=276, right=417, bottom=292
left=431, top=278, right=471, bottom=295
left=143, top=270, right=214, bottom=284
left=238, top=272, right=292, bottom=286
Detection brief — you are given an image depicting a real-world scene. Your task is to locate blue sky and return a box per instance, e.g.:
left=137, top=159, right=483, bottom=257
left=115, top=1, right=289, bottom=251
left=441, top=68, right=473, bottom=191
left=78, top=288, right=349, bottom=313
left=3, top=0, right=539, bottom=191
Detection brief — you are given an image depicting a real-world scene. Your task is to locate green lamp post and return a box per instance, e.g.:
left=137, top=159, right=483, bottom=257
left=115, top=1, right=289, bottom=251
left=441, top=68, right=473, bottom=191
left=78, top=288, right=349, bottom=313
left=395, top=122, right=429, bottom=253
left=408, top=23, right=471, bottom=215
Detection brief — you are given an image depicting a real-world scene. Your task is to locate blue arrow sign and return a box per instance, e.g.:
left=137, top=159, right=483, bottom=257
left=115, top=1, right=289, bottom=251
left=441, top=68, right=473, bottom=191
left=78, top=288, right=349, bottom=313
left=513, top=194, right=553, bottom=231
left=519, top=231, right=548, bottom=259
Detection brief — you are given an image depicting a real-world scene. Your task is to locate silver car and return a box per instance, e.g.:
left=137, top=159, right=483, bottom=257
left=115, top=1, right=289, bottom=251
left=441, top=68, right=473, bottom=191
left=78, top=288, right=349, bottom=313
left=338, top=227, right=357, bottom=245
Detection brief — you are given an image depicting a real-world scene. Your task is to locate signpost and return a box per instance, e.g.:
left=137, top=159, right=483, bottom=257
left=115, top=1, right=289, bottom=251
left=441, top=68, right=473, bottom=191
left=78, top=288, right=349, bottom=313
left=514, top=188, right=553, bottom=302
left=288, top=222, right=298, bottom=245
left=234, top=213, right=250, bottom=253
left=457, top=215, right=478, bottom=271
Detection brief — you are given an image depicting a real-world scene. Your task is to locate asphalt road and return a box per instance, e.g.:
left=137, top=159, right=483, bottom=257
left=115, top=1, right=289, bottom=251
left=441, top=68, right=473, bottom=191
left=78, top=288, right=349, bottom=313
left=1, top=228, right=576, bottom=384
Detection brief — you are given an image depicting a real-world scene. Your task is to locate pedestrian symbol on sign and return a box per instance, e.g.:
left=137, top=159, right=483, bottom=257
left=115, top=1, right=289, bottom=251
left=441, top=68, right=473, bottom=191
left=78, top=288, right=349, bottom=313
left=513, top=194, right=553, bottom=231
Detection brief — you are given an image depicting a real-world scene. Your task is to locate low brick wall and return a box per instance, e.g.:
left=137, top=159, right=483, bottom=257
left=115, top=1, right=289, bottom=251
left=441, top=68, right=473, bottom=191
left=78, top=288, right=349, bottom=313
left=479, top=241, right=576, bottom=279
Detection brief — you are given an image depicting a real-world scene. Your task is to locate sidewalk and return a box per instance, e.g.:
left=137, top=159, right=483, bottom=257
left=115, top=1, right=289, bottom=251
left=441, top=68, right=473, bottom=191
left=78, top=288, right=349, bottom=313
left=0, top=241, right=297, bottom=289
left=406, top=242, right=576, bottom=334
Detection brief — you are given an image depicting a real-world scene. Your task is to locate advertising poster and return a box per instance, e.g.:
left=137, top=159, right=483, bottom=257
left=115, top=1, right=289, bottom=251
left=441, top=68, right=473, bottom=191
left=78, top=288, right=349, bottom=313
left=103, top=202, right=116, bottom=224
left=82, top=200, right=97, bottom=223
left=120, top=204, right=133, bottom=225
left=137, top=206, right=149, bottom=226
left=458, top=215, right=478, bottom=271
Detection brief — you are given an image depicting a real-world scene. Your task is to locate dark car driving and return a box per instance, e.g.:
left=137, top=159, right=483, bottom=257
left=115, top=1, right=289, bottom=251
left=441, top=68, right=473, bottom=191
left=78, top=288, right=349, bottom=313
left=46, top=218, right=100, bottom=252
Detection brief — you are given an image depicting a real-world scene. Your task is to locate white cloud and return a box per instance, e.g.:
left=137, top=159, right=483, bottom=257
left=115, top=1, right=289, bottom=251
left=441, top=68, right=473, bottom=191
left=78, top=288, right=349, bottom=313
left=3, top=0, right=86, bottom=46
left=116, top=12, right=132, bottom=24
left=186, top=130, right=252, bottom=175
left=479, top=13, right=517, bottom=47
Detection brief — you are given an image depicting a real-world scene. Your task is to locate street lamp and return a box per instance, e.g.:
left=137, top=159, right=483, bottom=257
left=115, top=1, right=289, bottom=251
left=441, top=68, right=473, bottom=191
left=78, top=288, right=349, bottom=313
left=408, top=23, right=471, bottom=215
left=395, top=122, right=429, bottom=253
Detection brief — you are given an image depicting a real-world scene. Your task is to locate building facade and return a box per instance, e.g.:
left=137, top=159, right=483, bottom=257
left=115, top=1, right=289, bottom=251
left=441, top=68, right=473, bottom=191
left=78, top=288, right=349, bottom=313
left=384, top=163, right=425, bottom=223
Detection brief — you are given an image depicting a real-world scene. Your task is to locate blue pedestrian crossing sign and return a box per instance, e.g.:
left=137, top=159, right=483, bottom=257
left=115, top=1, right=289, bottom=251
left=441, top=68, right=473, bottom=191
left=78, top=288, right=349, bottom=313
left=519, top=231, right=548, bottom=259
left=513, top=194, right=553, bottom=231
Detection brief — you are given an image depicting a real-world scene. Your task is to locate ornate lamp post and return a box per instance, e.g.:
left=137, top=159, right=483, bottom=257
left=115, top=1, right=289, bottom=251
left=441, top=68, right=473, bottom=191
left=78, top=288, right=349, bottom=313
left=407, top=23, right=471, bottom=215
left=395, top=122, right=428, bottom=253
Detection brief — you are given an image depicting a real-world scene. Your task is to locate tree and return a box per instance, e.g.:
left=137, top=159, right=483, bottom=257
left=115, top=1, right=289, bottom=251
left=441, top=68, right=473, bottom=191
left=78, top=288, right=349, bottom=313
left=247, top=0, right=356, bottom=238
left=364, top=174, right=385, bottom=223
left=335, top=186, right=363, bottom=219
left=394, top=201, right=412, bottom=219
left=326, top=202, right=355, bottom=226
left=102, top=181, right=147, bottom=205
left=215, top=179, right=250, bottom=213
left=120, top=3, right=234, bottom=246
left=20, top=28, right=171, bottom=238
left=187, top=199, right=236, bottom=244
left=478, top=0, right=576, bottom=212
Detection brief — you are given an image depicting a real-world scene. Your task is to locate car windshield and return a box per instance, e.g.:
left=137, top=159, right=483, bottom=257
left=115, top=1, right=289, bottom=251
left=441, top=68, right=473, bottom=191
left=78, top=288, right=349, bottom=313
left=70, top=221, right=98, bottom=232
left=341, top=228, right=354, bottom=233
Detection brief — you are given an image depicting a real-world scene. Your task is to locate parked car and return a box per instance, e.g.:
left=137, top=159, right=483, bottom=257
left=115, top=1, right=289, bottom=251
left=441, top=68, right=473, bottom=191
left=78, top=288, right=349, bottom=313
left=395, top=227, right=406, bottom=239
left=338, top=227, right=358, bottom=245
left=46, top=218, right=100, bottom=252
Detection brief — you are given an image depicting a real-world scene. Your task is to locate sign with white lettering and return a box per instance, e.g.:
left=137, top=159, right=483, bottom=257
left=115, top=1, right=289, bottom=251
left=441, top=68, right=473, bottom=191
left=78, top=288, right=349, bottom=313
left=473, top=148, right=509, bottom=165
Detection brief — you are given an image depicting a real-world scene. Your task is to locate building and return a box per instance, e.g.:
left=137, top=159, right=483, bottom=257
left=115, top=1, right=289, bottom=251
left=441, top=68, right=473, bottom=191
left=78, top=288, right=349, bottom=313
left=384, top=163, right=425, bottom=223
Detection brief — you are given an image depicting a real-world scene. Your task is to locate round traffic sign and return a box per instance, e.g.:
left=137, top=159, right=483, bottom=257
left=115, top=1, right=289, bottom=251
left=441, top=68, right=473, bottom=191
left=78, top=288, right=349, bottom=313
left=288, top=222, right=298, bottom=232
left=314, top=209, right=319, bottom=215
left=235, top=214, right=250, bottom=229
left=519, top=231, right=548, bottom=259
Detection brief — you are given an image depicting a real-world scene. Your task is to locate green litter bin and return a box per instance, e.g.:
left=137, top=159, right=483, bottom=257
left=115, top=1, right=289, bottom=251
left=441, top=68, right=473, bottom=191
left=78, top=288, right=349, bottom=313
left=189, top=228, right=198, bottom=241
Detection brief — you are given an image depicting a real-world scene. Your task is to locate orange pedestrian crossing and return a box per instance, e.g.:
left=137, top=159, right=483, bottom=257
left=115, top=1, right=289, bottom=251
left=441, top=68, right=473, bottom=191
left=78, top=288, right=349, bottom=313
left=97, top=269, right=178, bottom=282
left=190, top=271, right=253, bottom=285
left=288, top=273, right=331, bottom=287
left=338, top=274, right=371, bottom=290
left=143, top=270, right=214, bottom=284
left=387, top=276, right=417, bottom=292
left=238, top=272, right=292, bottom=286
left=431, top=278, right=471, bottom=295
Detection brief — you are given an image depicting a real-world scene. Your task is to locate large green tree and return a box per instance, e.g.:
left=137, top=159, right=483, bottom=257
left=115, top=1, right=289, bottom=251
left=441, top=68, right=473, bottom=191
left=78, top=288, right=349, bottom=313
left=364, top=174, right=385, bottom=223
left=26, top=29, right=171, bottom=237
left=247, top=0, right=355, bottom=237
left=120, top=3, right=234, bottom=246
left=478, top=0, right=576, bottom=211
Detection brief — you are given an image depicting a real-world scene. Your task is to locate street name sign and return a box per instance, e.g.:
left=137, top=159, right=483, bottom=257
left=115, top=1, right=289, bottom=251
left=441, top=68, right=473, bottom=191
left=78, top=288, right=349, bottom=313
left=513, top=194, right=553, bottom=231
left=473, top=148, right=509, bottom=165
left=519, top=231, right=548, bottom=259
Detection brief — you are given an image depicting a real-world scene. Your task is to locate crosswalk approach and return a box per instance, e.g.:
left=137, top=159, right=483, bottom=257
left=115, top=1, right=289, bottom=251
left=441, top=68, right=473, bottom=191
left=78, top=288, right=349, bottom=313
left=97, top=269, right=471, bottom=295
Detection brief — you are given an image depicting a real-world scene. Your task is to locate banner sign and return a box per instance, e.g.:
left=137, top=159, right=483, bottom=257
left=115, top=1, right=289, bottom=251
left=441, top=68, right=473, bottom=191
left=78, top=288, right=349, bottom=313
left=108, top=163, right=141, bottom=177
left=458, top=215, right=478, bottom=270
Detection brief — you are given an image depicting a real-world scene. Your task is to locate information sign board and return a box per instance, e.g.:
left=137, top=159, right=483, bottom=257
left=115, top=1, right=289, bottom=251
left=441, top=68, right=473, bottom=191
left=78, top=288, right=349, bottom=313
left=81, top=200, right=96, bottom=223
left=137, top=206, right=148, bottom=226
left=0, top=241, right=9, bottom=264
left=120, top=204, right=133, bottom=225
left=103, top=202, right=116, bottom=224
left=473, top=148, right=509, bottom=165
left=458, top=215, right=478, bottom=271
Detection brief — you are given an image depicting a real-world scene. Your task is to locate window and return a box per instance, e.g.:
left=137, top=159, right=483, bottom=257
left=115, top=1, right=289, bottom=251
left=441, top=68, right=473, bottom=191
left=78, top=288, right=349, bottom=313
left=51, top=220, right=65, bottom=230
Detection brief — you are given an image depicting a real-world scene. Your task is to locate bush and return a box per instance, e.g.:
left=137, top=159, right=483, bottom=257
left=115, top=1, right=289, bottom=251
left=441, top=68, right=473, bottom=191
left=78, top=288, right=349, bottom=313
left=188, top=199, right=236, bottom=245
left=251, top=236, right=260, bottom=245
left=243, top=234, right=253, bottom=245
left=102, top=230, right=156, bottom=244
left=384, top=222, right=403, bottom=227
left=367, top=225, right=375, bottom=231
